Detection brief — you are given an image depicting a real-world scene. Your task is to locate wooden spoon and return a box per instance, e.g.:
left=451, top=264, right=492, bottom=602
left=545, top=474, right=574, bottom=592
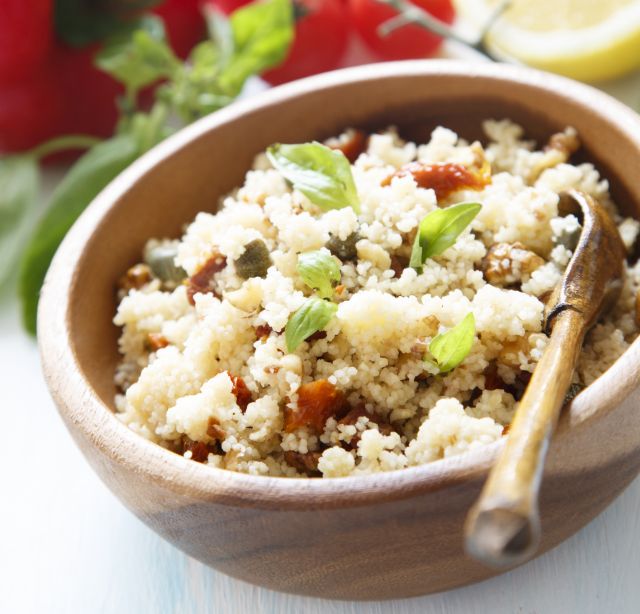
left=465, top=189, right=627, bottom=568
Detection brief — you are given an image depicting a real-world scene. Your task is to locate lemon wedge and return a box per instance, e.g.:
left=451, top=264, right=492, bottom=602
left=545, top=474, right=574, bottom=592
left=454, top=0, right=640, bottom=82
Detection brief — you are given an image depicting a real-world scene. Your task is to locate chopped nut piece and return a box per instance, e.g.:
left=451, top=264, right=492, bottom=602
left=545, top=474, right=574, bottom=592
left=498, top=335, right=532, bottom=369
left=146, top=333, right=169, bottom=352
left=283, top=450, right=322, bottom=476
left=635, top=290, right=640, bottom=328
left=529, top=128, right=581, bottom=181
left=545, top=128, right=580, bottom=158
left=481, top=242, right=544, bottom=286
left=118, top=263, right=152, bottom=292
left=186, top=252, right=227, bottom=305
left=285, top=380, right=347, bottom=434
left=207, top=417, right=226, bottom=441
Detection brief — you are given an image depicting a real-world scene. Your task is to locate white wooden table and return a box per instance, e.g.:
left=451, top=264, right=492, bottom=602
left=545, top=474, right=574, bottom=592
left=2, top=59, right=639, bottom=614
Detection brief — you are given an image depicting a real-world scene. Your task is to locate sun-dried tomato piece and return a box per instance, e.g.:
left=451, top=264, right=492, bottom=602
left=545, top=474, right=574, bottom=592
left=306, top=330, right=327, bottom=342
left=146, top=332, right=169, bottom=352
left=227, top=373, right=252, bottom=411
left=255, top=324, right=272, bottom=341
left=283, top=450, right=322, bottom=476
left=390, top=254, right=408, bottom=278
left=186, top=252, right=227, bottom=305
left=285, top=380, right=347, bottom=434
left=182, top=438, right=212, bottom=463
left=326, top=129, right=368, bottom=163
left=382, top=161, right=491, bottom=201
left=483, top=362, right=505, bottom=391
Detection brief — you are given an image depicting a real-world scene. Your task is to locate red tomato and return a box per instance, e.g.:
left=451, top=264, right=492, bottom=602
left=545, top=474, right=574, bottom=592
left=54, top=44, right=123, bottom=139
left=0, top=0, right=53, bottom=82
left=262, top=0, right=350, bottom=85
left=349, top=0, right=454, bottom=60
left=0, top=60, right=64, bottom=153
left=153, top=0, right=207, bottom=58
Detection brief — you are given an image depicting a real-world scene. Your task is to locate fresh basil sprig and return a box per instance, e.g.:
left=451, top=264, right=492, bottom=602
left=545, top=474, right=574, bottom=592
left=410, top=202, right=482, bottom=272
left=169, top=0, right=294, bottom=121
left=267, top=142, right=360, bottom=213
left=285, top=297, right=338, bottom=353
left=428, top=313, right=476, bottom=373
left=297, top=250, right=341, bottom=299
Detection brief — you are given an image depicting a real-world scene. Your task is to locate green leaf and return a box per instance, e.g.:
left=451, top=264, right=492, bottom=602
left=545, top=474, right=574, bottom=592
left=96, top=16, right=179, bottom=97
left=18, top=135, right=141, bottom=335
left=267, top=142, right=360, bottom=213
left=410, top=202, right=482, bottom=272
left=164, top=41, right=234, bottom=122
left=297, top=250, right=341, bottom=299
left=428, top=313, right=476, bottom=373
left=164, top=0, right=293, bottom=122
left=285, top=297, right=338, bottom=353
left=0, top=157, right=39, bottom=289
left=219, top=0, right=294, bottom=94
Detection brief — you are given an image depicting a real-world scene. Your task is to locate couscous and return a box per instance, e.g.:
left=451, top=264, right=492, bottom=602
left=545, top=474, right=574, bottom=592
left=113, top=120, right=640, bottom=477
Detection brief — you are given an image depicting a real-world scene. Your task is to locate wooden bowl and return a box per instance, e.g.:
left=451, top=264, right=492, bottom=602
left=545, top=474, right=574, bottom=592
left=39, top=61, right=640, bottom=600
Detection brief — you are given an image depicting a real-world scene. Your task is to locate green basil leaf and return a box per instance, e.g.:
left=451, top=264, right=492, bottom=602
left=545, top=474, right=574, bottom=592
left=297, top=250, right=341, bottom=299
left=0, top=157, right=39, bottom=289
left=96, top=16, right=179, bottom=96
left=285, top=297, right=338, bottom=353
left=410, top=202, right=482, bottom=272
left=19, top=135, right=141, bottom=335
left=428, top=313, right=476, bottom=373
left=267, top=142, right=360, bottom=213
left=218, top=0, right=294, bottom=94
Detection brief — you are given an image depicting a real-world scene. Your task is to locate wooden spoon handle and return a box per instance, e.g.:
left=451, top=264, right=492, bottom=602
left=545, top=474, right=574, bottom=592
left=465, top=308, right=586, bottom=567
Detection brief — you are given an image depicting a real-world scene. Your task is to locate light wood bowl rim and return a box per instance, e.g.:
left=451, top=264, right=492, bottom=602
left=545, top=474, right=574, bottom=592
left=38, top=60, right=640, bottom=510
